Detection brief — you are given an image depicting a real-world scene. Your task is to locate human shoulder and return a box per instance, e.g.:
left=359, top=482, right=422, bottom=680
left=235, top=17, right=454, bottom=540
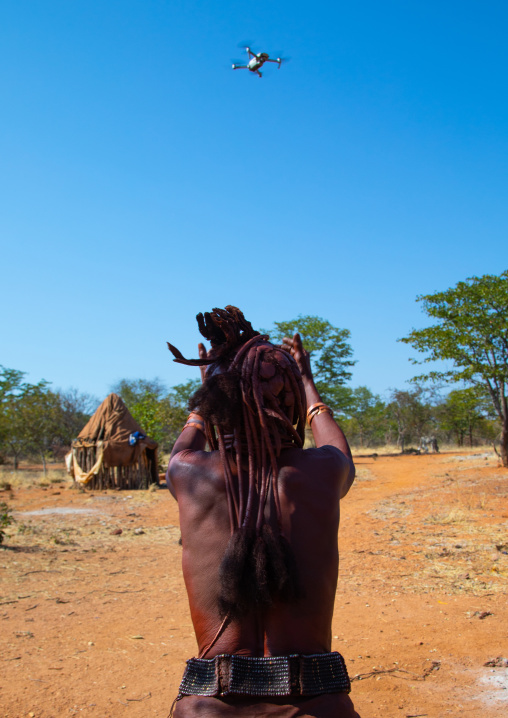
left=303, top=445, right=355, bottom=495
left=169, top=449, right=213, bottom=478
left=168, top=449, right=220, bottom=494
left=304, top=444, right=350, bottom=465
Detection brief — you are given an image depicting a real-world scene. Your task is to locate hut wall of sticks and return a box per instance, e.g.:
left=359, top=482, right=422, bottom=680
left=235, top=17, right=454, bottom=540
left=65, top=394, right=159, bottom=490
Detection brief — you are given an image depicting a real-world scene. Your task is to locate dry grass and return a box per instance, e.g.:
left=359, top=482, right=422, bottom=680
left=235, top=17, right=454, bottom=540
left=0, top=466, right=70, bottom=489
left=351, top=443, right=400, bottom=455
left=427, top=507, right=470, bottom=524
left=354, top=466, right=376, bottom=482
left=350, top=443, right=496, bottom=457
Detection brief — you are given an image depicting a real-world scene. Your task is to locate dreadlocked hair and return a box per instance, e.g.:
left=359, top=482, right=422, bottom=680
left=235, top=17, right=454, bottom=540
left=168, top=306, right=307, bottom=621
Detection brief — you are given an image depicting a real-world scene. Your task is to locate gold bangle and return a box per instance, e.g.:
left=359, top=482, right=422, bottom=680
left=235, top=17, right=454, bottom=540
left=309, top=408, right=334, bottom=425
left=307, top=402, right=326, bottom=416
left=182, top=421, right=206, bottom=436
left=309, top=407, right=334, bottom=425
left=307, top=403, right=334, bottom=426
left=307, top=402, right=327, bottom=423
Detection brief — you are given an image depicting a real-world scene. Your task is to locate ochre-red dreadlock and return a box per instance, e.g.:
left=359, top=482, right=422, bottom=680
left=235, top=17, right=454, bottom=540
left=168, top=307, right=307, bottom=619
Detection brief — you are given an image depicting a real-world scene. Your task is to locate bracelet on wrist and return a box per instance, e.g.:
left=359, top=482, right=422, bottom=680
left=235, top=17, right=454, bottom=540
left=307, top=402, right=334, bottom=426
left=182, top=420, right=206, bottom=436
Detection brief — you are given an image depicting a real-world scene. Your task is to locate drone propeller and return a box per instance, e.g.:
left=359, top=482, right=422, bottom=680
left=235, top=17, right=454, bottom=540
left=273, top=54, right=291, bottom=67
left=237, top=40, right=254, bottom=49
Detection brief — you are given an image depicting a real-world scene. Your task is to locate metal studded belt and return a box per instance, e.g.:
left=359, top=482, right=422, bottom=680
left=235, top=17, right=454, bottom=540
left=178, top=652, right=351, bottom=698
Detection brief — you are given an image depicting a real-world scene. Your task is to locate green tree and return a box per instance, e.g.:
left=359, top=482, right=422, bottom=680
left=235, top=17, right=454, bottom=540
left=167, top=379, right=202, bottom=449
left=21, top=385, right=62, bottom=475
left=0, top=367, right=65, bottom=472
left=0, top=368, right=26, bottom=465
left=112, top=378, right=167, bottom=409
left=0, top=367, right=47, bottom=469
left=264, top=315, right=356, bottom=413
left=112, top=378, right=200, bottom=453
left=168, top=379, right=201, bottom=411
left=400, top=271, right=508, bottom=466
left=387, top=387, right=433, bottom=451
left=437, top=387, right=493, bottom=447
left=112, top=379, right=172, bottom=448
left=0, top=502, right=14, bottom=544
left=346, top=386, right=386, bottom=447
left=55, top=389, right=98, bottom=446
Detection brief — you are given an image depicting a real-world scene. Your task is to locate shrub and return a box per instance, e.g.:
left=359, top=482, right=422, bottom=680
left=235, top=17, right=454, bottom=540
left=0, top=502, right=14, bottom=544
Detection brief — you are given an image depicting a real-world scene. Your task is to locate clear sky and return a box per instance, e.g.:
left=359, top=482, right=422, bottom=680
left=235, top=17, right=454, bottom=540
left=1, top=1, right=507, bottom=402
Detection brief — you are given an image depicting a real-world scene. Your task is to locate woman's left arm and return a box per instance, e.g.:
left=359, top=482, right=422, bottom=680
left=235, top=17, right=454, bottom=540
left=166, top=343, right=209, bottom=498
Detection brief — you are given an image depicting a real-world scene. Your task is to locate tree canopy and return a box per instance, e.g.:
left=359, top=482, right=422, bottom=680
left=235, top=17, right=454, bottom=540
left=437, top=387, right=494, bottom=448
left=112, top=377, right=200, bottom=452
left=0, top=367, right=96, bottom=473
left=400, top=270, right=508, bottom=465
left=387, top=387, right=433, bottom=452
left=264, top=315, right=356, bottom=413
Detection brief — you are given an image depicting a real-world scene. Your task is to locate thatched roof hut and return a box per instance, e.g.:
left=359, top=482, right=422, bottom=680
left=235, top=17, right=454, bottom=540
left=65, top=393, right=158, bottom=490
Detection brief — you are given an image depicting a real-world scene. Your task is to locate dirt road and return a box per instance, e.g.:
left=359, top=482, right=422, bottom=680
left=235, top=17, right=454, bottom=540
left=1, top=451, right=507, bottom=717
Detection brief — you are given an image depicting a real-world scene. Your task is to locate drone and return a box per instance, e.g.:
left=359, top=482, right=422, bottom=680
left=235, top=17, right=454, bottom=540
left=232, top=46, right=283, bottom=78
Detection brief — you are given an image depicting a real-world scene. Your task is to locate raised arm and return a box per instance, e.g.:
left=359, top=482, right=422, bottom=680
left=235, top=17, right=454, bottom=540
left=282, top=333, right=355, bottom=496
left=166, top=343, right=208, bottom=497
left=169, top=411, right=207, bottom=461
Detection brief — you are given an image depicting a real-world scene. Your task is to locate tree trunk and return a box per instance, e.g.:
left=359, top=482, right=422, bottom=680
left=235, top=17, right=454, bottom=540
left=500, top=421, right=508, bottom=468
left=41, top=453, right=47, bottom=477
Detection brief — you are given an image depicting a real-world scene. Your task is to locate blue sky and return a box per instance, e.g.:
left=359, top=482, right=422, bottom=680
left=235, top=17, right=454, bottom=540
left=1, top=0, right=507, bottom=402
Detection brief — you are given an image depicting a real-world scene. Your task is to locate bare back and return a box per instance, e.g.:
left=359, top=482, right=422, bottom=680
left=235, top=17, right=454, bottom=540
left=169, top=443, right=349, bottom=658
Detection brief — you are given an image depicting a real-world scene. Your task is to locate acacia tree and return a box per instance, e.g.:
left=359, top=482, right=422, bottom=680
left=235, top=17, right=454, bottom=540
left=400, top=271, right=508, bottom=466
left=56, top=389, right=98, bottom=446
left=264, top=315, right=356, bottom=413
left=0, top=367, right=30, bottom=468
left=167, top=379, right=201, bottom=447
left=0, top=367, right=61, bottom=471
left=22, top=386, right=62, bottom=475
left=346, top=386, right=386, bottom=447
left=112, top=378, right=201, bottom=452
left=168, top=379, right=201, bottom=412
left=387, top=387, right=433, bottom=451
left=112, top=378, right=173, bottom=448
left=437, top=387, right=491, bottom=447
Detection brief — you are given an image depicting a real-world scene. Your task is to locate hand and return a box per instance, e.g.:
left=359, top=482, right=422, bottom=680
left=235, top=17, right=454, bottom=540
left=198, top=343, right=208, bottom=384
left=281, top=333, right=313, bottom=383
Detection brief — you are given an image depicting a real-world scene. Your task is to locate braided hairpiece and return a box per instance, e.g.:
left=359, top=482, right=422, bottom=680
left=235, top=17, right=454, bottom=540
left=167, top=306, right=260, bottom=366
left=168, top=307, right=307, bottom=619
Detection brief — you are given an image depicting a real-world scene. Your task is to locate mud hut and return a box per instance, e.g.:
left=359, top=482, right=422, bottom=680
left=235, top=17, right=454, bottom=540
left=65, top=393, right=159, bottom=490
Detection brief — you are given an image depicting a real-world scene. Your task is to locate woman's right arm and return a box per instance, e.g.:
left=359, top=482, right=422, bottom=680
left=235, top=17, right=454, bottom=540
left=282, top=333, right=355, bottom=497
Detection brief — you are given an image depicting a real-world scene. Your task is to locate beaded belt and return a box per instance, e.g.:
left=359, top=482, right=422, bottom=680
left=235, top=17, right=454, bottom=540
left=178, top=652, right=351, bottom=698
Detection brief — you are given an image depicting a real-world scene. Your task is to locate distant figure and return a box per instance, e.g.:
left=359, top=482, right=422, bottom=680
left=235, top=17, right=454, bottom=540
left=420, top=436, right=439, bottom=453
left=166, top=307, right=360, bottom=717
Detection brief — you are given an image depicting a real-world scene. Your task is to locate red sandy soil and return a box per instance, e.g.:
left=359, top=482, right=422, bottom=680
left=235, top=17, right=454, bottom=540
left=1, top=451, right=507, bottom=718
